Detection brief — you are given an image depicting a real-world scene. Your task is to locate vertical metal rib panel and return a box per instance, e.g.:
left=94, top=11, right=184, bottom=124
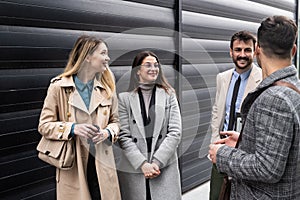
left=181, top=0, right=296, bottom=192
left=0, top=0, right=175, bottom=199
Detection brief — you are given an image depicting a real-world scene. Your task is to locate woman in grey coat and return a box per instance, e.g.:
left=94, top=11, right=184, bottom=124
left=117, top=51, right=182, bottom=200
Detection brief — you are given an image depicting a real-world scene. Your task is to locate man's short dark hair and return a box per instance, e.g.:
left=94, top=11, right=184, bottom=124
left=257, top=15, right=298, bottom=59
left=230, top=31, right=257, bottom=50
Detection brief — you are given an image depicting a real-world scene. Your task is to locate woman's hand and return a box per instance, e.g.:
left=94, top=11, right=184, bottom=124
left=215, top=131, right=240, bottom=147
left=150, top=162, right=161, bottom=178
left=73, top=123, right=99, bottom=139
left=93, top=129, right=109, bottom=144
left=141, top=162, right=160, bottom=179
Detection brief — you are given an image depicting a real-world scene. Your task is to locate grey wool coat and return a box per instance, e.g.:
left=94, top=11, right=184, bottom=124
left=216, top=65, right=300, bottom=200
left=117, top=87, right=182, bottom=200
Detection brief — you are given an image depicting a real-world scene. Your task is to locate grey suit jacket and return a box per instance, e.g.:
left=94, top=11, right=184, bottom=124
left=211, top=65, right=262, bottom=143
left=117, top=87, right=182, bottom=200
left=217, top=65, right=300, bottom=199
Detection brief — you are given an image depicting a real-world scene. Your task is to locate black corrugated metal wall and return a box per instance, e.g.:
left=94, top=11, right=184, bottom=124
left=0, top=0, right=296, bottom=199
left=180, top=0, right=296, bottom=191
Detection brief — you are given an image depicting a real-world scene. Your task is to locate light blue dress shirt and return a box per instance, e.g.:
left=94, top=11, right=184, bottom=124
left=223, top=68, right=252, bottom=131
left=74, top=75, right=94, bottom=110
left=69, top=75, right=94, bottom=137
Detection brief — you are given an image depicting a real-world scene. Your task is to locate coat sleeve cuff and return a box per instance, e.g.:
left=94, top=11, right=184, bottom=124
left=152, top=158, right=162, bottom=168
left=126, top=152, right=148, bottom=170
left=216, top=145, right=234, bottom=174
left=59, top=122, right=73, bottom=140
left=69, top=123, right=75, bottom=138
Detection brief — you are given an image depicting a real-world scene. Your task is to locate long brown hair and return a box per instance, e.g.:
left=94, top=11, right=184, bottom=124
left=59, top=35, right=115, bottom=98
left=127, top=51, right=173, bottom=94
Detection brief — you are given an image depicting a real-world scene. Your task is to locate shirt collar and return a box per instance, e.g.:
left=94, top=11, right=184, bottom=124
left=233, top=67, right=252, bottom=80
left=74, top=75, right=94, bottom=92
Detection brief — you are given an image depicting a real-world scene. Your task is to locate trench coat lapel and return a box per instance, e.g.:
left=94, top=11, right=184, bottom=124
left=69, top=78, right=109, bottom=115
left=88, top=79, right=110, bottom=114
left=89, top=87, right=110, bottom=114
left=129, top=92, right=146, bottom=138
left=59, top=76, right=89, bottom=114
left=69, top=89, right=89, bottom=114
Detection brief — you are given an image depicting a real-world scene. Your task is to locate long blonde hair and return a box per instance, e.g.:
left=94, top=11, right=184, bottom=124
left=60, top=35, right=115, bottom=98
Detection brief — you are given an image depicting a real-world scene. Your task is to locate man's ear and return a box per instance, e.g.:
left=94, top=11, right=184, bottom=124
left=292, top=44, right=297, bottom=57
left=255, top=44, right=260, bottom=56
left=229, top=48, right=233, bottom=58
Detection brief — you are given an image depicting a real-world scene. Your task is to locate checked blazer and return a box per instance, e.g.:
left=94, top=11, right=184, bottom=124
left=216, top=65, right=300, bottom=199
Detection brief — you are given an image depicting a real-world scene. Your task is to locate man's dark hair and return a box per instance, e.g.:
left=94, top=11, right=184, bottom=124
left=257, top=15, right=298, bottom=59
left=230, top=30, right=257, bottom=50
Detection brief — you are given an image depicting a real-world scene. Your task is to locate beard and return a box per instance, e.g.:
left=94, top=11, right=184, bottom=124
left=233, top=56, right=252, bottom=70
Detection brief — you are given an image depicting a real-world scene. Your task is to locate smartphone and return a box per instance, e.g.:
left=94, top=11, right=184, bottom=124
left=236, top=112, right=242, bottom=133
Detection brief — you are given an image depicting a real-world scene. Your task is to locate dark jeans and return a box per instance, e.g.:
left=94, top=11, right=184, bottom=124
left=209, top=164, right=225, bottom=200
left=87, top=145, right=101, bottom=200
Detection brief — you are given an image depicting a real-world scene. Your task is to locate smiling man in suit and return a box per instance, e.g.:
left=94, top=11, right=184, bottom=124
left=209, top=30, right=262, bottom=200
left=209, top=15, right=300, bottom=200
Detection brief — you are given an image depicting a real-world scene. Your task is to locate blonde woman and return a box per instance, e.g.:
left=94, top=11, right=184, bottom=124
left=38, top=35, right=120, bottom=200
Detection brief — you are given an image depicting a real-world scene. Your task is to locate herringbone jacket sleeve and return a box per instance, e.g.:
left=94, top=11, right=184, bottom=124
left=216, top=87, right=297, bottom=183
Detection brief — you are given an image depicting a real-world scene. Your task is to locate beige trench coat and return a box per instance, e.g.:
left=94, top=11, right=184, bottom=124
left=38, top=76, right=121, bottom=200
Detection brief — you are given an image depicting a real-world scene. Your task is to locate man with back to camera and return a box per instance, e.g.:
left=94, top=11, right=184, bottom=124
left=209, top=30, right=262, bottom=200
left=209, top=15, right=300, bottom=199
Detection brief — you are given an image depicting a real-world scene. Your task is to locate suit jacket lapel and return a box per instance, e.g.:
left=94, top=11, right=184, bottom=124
left=221, top=70, right=233, bottom=115
left=222, top=69, right=233, bottom=93
left=217, top=70, right=233, bottom=130
left=129, top=92, right=146, bottom=138
left=243, top=65, right=262, bottom=102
